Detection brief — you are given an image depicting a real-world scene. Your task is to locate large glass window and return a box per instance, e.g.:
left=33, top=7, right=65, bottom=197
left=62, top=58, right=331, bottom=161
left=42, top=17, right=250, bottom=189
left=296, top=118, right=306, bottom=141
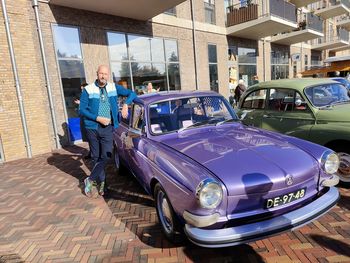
left=271, top=47, right=289, bottom=80
left=208, top=44, right=218, bottom=93
left=204, top=0, right=216, bottom=24
left=53, top=25, right=86, bottom=119
left=237, top=47, right=257, bottom=87
left=107, top=33, right=181, bottom=94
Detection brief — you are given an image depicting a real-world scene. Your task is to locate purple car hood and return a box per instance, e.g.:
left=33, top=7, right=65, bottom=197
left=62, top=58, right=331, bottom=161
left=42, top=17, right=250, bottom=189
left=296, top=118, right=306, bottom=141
left=160, top=123, right=319, bottom=196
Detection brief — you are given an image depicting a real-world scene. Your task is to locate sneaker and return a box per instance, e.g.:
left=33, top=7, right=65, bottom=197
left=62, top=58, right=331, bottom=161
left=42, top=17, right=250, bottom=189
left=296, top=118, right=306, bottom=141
left=84, top=178, right=92, bottom=197
left=98, top=181, right=105, bottom=196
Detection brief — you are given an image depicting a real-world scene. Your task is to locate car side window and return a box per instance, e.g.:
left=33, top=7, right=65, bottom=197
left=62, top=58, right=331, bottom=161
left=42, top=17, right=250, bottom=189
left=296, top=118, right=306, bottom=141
left=268, top=89, right=309, bottom=112
left=241, top=89, right=267, bottom=109
left=293, top=92, right=309, bottom=111
left=131, top=104, right=144, bottom=131
left=121, top=106, right=131, bottom=125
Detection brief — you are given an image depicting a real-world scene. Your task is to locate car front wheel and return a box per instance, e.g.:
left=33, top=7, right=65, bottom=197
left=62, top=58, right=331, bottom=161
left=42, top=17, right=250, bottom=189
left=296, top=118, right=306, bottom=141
left=154, top=183, right=183, bottom=244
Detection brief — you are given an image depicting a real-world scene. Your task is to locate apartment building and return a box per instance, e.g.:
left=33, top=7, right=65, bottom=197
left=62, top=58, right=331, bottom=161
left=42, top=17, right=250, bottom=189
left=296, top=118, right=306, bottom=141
left=0, top=0, right=349, bottom=162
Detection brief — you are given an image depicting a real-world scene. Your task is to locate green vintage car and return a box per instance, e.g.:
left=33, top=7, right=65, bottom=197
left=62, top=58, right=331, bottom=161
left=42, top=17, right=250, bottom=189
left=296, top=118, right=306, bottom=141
left=236, top=78, right=350, bottom=183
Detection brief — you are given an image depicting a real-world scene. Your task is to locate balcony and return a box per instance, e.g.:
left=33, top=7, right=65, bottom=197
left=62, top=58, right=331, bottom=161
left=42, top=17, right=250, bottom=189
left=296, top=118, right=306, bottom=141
left=337, top=15, right=350, bottom=30
left=312, top=28, right=350, bottom=50
left=271, top=13, right=323, bottom=45
left=48, top=0, right=186, bottom=20
left=313, top=0, right=350, bottom=20
left=288, top=0, right=319, bottom=8
left=226, top=0, right=297, bottom=40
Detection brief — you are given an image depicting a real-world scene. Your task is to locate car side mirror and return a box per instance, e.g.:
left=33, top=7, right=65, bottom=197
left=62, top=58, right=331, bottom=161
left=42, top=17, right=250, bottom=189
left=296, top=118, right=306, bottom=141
left=128, top=128, right=142, bottom=138
left=295, top=99, right=302, bottom=107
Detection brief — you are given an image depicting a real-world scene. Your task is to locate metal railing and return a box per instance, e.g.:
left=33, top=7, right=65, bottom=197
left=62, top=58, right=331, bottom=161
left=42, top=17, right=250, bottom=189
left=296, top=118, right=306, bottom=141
left=314, top=28, right=350, bottom=44
left=312, top=0, right=350, bottom=10
left=226, top=0, right=296, bottom=27
left=305, top=13, right=323, bottom=32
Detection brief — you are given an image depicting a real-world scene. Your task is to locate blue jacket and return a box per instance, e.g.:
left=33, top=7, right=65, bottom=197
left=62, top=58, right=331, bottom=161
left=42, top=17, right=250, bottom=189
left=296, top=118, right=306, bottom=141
left=79, top=81, right=137, bottom=130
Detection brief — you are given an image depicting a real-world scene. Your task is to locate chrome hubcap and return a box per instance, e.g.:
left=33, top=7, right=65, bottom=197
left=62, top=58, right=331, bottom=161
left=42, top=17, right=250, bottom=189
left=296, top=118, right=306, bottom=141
left=157, top=191, right=173, bottom=234
left=337, top=152, right=350, bottom=182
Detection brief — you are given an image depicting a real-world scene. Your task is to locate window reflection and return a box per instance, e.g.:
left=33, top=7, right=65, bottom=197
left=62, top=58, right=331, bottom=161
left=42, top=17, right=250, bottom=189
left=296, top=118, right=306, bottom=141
left=107, top=32, right=181, bottom=92
left=107, top=32, right=128, bottom=61
left=165, top=40, right=179, bottom=62
left=52, top=25, right=82, bottom=59
left=128, top=35, right=151, bottom=61
left=53, top=25, right=86, bottom=120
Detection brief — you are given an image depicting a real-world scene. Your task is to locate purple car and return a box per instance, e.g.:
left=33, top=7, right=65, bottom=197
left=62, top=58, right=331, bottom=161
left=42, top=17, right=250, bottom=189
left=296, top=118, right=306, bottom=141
left=113, top=91, right=340, bottom=248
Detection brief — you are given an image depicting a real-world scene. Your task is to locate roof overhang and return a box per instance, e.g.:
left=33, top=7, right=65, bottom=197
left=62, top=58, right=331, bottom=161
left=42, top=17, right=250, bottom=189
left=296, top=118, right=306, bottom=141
left=288, top=0, right=319, bottom=8
left=227, top=15, right=297, bottom=40
left=312, top=39, right=349, bottom=50
left=271, top=29, right=323, bottom=45
left=48, top=0, right=186, bottom=21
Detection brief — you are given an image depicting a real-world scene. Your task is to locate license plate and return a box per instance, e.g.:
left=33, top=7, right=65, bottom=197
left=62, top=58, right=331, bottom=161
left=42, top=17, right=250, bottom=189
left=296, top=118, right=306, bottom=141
left=265, top=188, right=306, bottom=209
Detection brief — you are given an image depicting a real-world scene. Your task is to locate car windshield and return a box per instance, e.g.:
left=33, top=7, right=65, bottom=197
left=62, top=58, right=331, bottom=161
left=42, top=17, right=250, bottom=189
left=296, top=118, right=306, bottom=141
left=332, top=78, right=350, bottom=89
left=148, top=96, right=237, bottom=134
left=304, top=83, right=350, bottom=107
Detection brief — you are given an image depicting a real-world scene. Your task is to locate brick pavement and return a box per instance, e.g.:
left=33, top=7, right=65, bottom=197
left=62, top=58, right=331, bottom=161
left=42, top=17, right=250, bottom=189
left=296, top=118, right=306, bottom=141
left=0, top=144, right=349, bottom=263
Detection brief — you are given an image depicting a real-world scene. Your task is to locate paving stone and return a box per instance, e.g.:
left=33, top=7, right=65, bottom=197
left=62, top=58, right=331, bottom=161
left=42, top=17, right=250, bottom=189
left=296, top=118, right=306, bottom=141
left=0, top=145, right=349, bottom=262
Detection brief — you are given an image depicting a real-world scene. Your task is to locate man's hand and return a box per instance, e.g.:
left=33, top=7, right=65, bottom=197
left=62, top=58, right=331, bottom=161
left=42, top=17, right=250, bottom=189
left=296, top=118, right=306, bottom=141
left=96, top=116, right=111, bottom=126
left=121, top=104, right=129, bottom=119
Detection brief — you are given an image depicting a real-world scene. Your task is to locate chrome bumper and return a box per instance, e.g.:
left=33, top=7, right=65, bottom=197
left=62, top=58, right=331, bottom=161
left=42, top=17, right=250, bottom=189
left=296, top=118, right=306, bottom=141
left=184, top=187, right=339, bottom=248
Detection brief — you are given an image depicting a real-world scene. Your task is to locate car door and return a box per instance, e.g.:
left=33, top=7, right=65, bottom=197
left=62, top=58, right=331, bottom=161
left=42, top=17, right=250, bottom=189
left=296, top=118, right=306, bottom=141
left=123, top=103, right=151, bottom=186
left=237, top=89, right=267, bottom=127
left=261, top=88, right=315, bottom=140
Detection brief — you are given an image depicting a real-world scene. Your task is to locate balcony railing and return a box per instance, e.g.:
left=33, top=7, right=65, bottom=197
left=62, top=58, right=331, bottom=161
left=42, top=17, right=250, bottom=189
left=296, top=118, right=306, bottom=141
left=313, top=0, right=350, bottom=10
left=339, top=27, right=350, bottom=41
left=226, top=0, right=296, bottom=27
left=305, top=13, right=323, bottom=32
left=314, top=28, right=349, bottom=44
left=337, top=14, right=350, bottom=23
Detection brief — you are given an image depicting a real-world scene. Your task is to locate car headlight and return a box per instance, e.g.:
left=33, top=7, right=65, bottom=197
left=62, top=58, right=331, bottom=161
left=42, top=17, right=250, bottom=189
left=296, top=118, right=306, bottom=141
left=196, top=179, right=223, bottom=209
left=321, top=150, right=340, bottom=175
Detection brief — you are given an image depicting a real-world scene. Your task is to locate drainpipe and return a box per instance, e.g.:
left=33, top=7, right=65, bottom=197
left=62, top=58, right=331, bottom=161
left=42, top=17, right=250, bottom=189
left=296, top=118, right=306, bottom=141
left=1, top=0, right=32, bottom=158
left=190, top=0, right=199, bottom=90
left=32, top=0, right=60, bottom=149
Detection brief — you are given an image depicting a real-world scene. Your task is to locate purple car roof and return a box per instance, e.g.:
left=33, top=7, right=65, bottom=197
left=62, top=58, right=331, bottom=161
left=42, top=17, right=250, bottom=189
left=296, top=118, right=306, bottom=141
left=135, top=90, right=220, bottom=106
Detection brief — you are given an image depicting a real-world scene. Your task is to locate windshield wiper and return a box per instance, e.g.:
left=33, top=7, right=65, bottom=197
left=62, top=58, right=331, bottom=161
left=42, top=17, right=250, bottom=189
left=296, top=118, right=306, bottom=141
left=330, top=100, right=350, bottom=106
left=177, top=120, right=209, bottom=133
left=216, top=118, right=240, bottom=126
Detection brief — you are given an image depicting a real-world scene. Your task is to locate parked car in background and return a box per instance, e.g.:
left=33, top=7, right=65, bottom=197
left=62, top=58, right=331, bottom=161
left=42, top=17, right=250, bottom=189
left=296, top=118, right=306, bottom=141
left=113, top=91, right=339, bottom=247
left=236, top=78, right=350, bottom=183
left=331, top=77, right=350, bottom=90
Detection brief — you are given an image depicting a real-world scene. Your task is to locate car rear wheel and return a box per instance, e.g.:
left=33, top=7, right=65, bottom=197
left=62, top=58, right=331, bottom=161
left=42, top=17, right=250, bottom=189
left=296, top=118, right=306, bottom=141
left=154, top=183, right=183, bottom=244
left=336, top=152, right=350, bottom=183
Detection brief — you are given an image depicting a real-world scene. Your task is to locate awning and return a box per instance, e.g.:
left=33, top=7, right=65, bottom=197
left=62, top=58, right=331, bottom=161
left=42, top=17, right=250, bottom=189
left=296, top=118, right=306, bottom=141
left=301, top=65, right=350, bottom=75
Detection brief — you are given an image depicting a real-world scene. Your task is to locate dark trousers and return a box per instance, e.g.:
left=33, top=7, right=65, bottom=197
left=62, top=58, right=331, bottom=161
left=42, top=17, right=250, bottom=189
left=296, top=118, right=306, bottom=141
left=86, top=125, right=114, bottom=184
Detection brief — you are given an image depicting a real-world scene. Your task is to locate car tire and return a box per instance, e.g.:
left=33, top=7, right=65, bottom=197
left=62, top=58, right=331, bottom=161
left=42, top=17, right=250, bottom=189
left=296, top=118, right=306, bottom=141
left=336, top=151, right=350, bottom=184
left=154, top=183, right=183, bottom=244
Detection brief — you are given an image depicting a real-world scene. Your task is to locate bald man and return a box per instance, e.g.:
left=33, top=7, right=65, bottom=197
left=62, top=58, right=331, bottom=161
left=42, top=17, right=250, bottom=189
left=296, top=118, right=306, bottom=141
left=79, top=65, right=137, bottom=197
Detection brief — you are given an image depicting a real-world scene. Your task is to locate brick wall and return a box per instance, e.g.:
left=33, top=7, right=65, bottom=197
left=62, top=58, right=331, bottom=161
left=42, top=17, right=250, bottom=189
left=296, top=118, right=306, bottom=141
left=0, top=0, right=52, bottom=162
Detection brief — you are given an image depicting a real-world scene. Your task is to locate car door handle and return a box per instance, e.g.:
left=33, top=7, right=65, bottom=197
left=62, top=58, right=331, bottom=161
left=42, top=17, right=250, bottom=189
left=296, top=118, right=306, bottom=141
left=263, top=114, right=272, bottom=118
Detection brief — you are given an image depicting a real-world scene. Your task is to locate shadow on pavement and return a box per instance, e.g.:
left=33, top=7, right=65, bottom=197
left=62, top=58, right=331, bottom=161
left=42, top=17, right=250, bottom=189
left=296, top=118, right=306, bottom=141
left=104, top=167, right=265, bottom=262
left=310, top=234, right=350, bottom=257
left=46, top=145, right=92, bottom=194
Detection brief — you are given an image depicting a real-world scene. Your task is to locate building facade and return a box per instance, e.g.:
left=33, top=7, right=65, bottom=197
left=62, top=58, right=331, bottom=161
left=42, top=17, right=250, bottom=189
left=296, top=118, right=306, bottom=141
left=0, top=0, right=349, bottom=162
